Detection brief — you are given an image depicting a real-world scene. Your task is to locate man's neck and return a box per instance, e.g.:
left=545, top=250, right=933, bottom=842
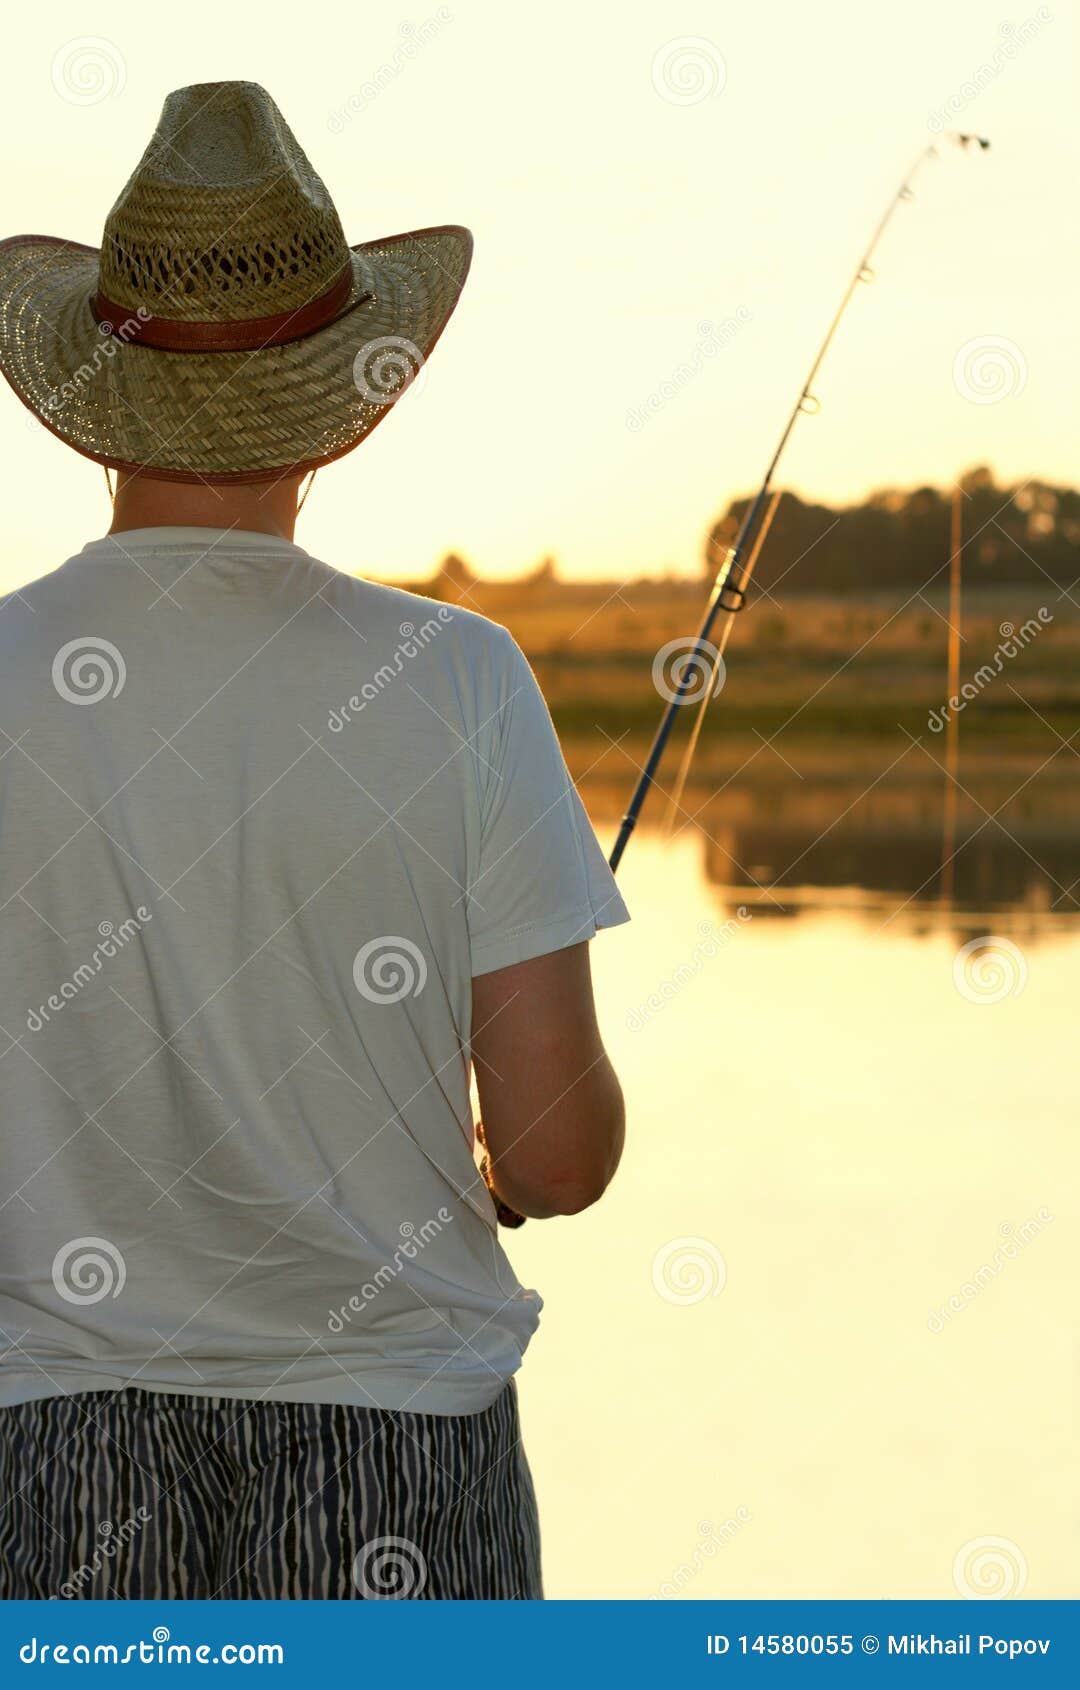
left=109, top=469, right=304, bottom=540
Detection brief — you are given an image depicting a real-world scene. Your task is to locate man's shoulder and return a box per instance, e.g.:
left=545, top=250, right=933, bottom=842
left=0, top=553, right=88, bottom=649
left=320, top=570, right=516, bottom=664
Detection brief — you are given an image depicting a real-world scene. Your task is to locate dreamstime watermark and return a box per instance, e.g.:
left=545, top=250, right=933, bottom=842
left=51, top=36, right=126, bottom=105
left=352, top=335, right=428, bottom=405
left=328, top=12, right=453, bottom=131
left=627, top=911, right=752, bottom=1031
left=652, top=636, right=726, bottom=704
left=327, top=1211, right=453, bottom=1330
left=20, top=1631, right=284, bottom=1665
left=952, top=935, right=1028, bottom=1004
left=649, top=1510, right=752, bottom=1599
left=626, top=312, right=752, bottom=432
left=927, top=1208, right=1053, bottom=1333
left=52, top=637, right=127, bottom=705
left=27, top=909, right=152, bottom=1033
left=651, top=37, right=727, bottom=105
left=352, top=1536, right=428, bottom=1598
left=43, top=312, right=151, bottom=417
left=928, top=10, right=1052, bottom=131
left=56, top=1511, right=153, bottom=1600
left=52, top=1237, right=126, bottom=1305
left=953, top=335, right=1028, bottom=404
left=352, top=936, right=428, bottom=1002
left=652, top=1237, right=727, bottom=1304
left=327, top=610, right=453, bottom=731
left=953, top=1535, right=1028, bottom=1599
left=928, top=611, right=1052, bottom=732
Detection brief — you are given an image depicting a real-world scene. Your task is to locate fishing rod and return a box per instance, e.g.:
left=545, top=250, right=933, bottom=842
left=484, top=132, right=989, bottom=1231
left=608, top=131, right=991, bottom=874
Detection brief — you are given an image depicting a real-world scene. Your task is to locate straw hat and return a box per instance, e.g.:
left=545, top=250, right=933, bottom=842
left=0, top=82, right=472, bottom=483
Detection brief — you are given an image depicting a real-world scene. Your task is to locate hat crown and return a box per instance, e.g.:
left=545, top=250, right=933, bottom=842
left=99, top=82, right=350, bottom=322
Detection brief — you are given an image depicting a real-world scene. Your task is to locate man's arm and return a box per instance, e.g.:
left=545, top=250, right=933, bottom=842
left=471, top=942, right=625, bottom=1219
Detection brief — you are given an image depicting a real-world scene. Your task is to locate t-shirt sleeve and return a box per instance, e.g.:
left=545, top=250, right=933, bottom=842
left=467, top=629, right=630, bottom=977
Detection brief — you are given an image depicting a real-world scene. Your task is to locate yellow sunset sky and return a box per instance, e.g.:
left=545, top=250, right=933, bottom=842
left=0, top=0, right=1074, bottom=585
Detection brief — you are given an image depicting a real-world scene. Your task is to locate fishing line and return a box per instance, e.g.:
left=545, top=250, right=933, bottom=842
left=662, top=485, right=784, bottom=834
left=608, top=132, right=990, bottom=875
left=488, top=132, right=989, bottom=1231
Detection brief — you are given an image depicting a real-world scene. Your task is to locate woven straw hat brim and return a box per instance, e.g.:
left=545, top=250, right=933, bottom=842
left=0, top=226, right=471, bottom=483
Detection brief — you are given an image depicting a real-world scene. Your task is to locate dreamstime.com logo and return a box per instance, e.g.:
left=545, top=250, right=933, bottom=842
left=652, top=1237, right=727, bottom=1304
left=953, top=335, right=1028, bottom=404
left=952, top=935, right=1027, bottom=1004
left=953, top=1535, right=1028, bottom=1599
left=51, top=36, right=126, bottom=104
left=56, top=1510, right=152, bottom=1599
left=327, top=10, right=454, bottom=132
left=928, top=9, right=1053, bottom=132
left=52, top=1237, right=126, bottom=1306
left=52, top=638, right=126, bottom=705
left=352, top=1536, right=428, bottom=1598
left=928, top=611, right=1052, bottom=732
left=626, top=312, right=752, bottom=432
left=327, top=1210, right=453, bottom=1331
left=27, top=908, right=152, bottom=1034
left=652, top=637, right=726, bottom=705
left=352, top=336, right=427, bottom=405
left=353, top=936, right=428, bottom=1002
left=651, top=36, right=727, bottom=105
left=927, top=1208, right=1053, bottom=1333
left=649, top=1510, right=752, bottom=1599
left=44, top=312, right=152, bottom=417
left=627, top=911, right=752, bottom=1030
left=327, top=610, right=453, bottom=730
left=19, top=1628, right=284, bottom=1665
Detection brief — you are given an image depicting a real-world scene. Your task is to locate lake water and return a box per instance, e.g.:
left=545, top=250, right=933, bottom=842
left=510, top=824, right=1077, bottom=1599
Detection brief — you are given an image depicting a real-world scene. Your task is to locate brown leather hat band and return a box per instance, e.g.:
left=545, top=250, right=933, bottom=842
left=91, top=263, right=356, bottom=352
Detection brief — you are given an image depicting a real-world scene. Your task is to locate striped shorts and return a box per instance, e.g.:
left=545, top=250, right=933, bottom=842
left=0, top=1382, right=542, bottom=1599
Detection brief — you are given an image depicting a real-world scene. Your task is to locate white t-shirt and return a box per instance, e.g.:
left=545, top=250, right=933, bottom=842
left=0, top=527, right=628, bottom=1413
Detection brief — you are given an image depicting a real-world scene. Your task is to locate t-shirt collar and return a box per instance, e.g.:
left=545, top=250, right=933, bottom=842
left=79, top=526, right=311, bottom=561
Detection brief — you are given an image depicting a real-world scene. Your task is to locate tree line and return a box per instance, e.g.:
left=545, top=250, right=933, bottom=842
left=706, top=469, right=1080, bottom=593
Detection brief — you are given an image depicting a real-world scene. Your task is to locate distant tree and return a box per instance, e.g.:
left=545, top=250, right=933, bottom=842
left=431, top=553, right=476, bottom=603
left=523, top=555, right=558, bottom=588
left=705, top=473, right=1080, bottom=593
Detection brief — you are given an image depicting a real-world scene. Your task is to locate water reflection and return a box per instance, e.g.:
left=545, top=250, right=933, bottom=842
left=512, top=821, right=1077, bottom=1599
left=584, top=775, right=1080, bottom=926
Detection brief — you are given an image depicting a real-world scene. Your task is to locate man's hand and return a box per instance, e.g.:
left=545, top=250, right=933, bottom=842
left=475, top=1118, right=527, bottom=1228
